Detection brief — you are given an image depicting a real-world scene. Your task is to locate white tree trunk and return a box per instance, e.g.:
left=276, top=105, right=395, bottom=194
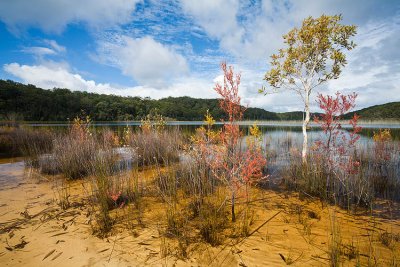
left=302, top=89, right=310, bottom=164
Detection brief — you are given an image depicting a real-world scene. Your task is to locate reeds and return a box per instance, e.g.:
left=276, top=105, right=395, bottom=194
left=0, top=126, right=53, bottom=162
left=127, top=128, right=181, bottom=167
left=283, top=136, right=400, bottom=210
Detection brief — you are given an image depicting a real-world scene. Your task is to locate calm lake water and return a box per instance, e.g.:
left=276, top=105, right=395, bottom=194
left=24, top=121, right=400, bottom=142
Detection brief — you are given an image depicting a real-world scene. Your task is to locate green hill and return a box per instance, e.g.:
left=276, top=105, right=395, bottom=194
left=344, top=102, right=400, bottom=120
left=0, top=80, right=398, bottom=122
left=0, top=80, right=279, bottom=121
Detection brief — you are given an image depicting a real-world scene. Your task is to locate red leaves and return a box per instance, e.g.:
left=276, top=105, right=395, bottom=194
left=314, top=91, right=362, bottom=175
left=241, top=145, right=267, bottom=184
left=209, top=62, right=267, bottom=192
left=314, top=91, right=357, bottom=135
left=214, top=62, right=246, bottom=124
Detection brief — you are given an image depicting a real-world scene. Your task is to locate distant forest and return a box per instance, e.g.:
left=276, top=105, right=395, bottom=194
left=1, top=80, right=399, bottom=121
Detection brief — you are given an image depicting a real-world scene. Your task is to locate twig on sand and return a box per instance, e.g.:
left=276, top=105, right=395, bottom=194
left=42, top=249, right=56, bottom=261
left=51, top=252, right=63, bottom=261
left=108, top=234, right=118, bottom=262
left=237, top=211, right=282, bottom=245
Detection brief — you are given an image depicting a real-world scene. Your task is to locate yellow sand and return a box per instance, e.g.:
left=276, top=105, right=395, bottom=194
left=0, top=162, right=399, bottom=266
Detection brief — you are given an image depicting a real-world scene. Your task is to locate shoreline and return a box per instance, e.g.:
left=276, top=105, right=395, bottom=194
left=2, top=119, right=400, bottom=128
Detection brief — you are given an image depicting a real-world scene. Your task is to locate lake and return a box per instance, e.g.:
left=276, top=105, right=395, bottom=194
left=22, top=120, right=400, bottom=142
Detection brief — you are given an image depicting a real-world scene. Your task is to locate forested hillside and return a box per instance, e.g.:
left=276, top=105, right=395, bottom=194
left=0, top=80, right=280, bottom=121
left=1, top=80, right=398, bottom=121
left=344, top=102, right=400, bottom=120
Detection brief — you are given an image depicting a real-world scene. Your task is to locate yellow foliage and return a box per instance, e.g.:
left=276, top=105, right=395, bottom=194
left=246, top=123, right=262, bottom=148
left=71, top=114, right=91, bottom=138
left=140, top=111, right=166, bottom=132
left=249, top=123, right=262, bottom=139
left=191, top=110, right=220, bottom=145
left=204, top=109, right=215, bottom=127
left=373, top=129, right=392, bottom=142
left=122, top=125, right=131, bottom=146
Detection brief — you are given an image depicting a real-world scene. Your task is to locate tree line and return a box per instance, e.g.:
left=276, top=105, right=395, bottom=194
left=1, top=80, right=398, bottom=122
left=0, top=80, right=282, bottom=121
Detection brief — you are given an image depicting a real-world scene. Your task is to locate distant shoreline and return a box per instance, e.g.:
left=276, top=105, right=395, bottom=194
left=2, top=119, right=399, bottom=128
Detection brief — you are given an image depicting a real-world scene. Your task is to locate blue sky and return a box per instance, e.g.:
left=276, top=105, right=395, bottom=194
left=0, top=0, right=399, bottom=112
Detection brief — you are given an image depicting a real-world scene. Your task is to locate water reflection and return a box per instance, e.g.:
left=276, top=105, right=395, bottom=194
left=23, top=121, right=400, bottom=142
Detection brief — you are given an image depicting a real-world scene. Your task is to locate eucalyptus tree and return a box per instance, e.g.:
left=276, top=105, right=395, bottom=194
left=260, top=14, right=357, bottom=163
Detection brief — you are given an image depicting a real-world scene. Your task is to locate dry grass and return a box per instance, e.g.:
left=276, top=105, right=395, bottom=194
left=0, top=126, right=53, bottom=161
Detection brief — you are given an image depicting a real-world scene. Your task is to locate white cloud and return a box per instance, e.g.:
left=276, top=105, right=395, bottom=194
left=21, top=47, right=57, bottom=57
left=97, top=36, right=189, bottom=87
left=44, top=40, right=66, bottom=53
left=179, top=0, right=247, bottom=62
left=3, top=62, right=215, bottom=100
left=179, top=0, right=399, bottom=62
left=180, top=0, right=241, bottom=39
left=3, top=63, right=113, bottom=94
left=0, top=0, right=142, bottom=33
left=21, top=40, right=66, bottom=59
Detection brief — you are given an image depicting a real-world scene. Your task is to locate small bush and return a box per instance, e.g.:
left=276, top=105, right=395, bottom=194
left=53, top=134, right=97, bottom=179
left=0, top=127, right=53, bottom=160
left=128, top=129, right=181, bottom=167
left=53, top=116, right=98, bottom=179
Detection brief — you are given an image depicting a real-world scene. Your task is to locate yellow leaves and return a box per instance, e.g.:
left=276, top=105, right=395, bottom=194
left=191, top=111, right=220, bottom=145
left=246, top=123, right=262, bottom=148
left=249, top=123, right=261, bottom=139
left=191, top=126, right=219, bottom=146
left=140, top=111, right=166, bottom=132
left=71, top=114, right=92, bottom=139
left=262, top=14, right=357, bottom=91
left=204, top=109, right=215, bottom=127
left=373, top=129, right=392, bottom=143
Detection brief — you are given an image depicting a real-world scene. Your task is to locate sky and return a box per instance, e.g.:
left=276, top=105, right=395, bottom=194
left=0, top=0, right=399, bottom=112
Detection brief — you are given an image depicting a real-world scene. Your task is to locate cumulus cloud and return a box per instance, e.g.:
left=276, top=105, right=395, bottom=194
left=3, top=62, right=215, bottom=100
left=97, top=36, right=189, bottom=87
left=180, top=0, right=242, bottom=40
left=3, top=63, right=113, bottom=94
left=0, top=0, right=141, bottom=33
